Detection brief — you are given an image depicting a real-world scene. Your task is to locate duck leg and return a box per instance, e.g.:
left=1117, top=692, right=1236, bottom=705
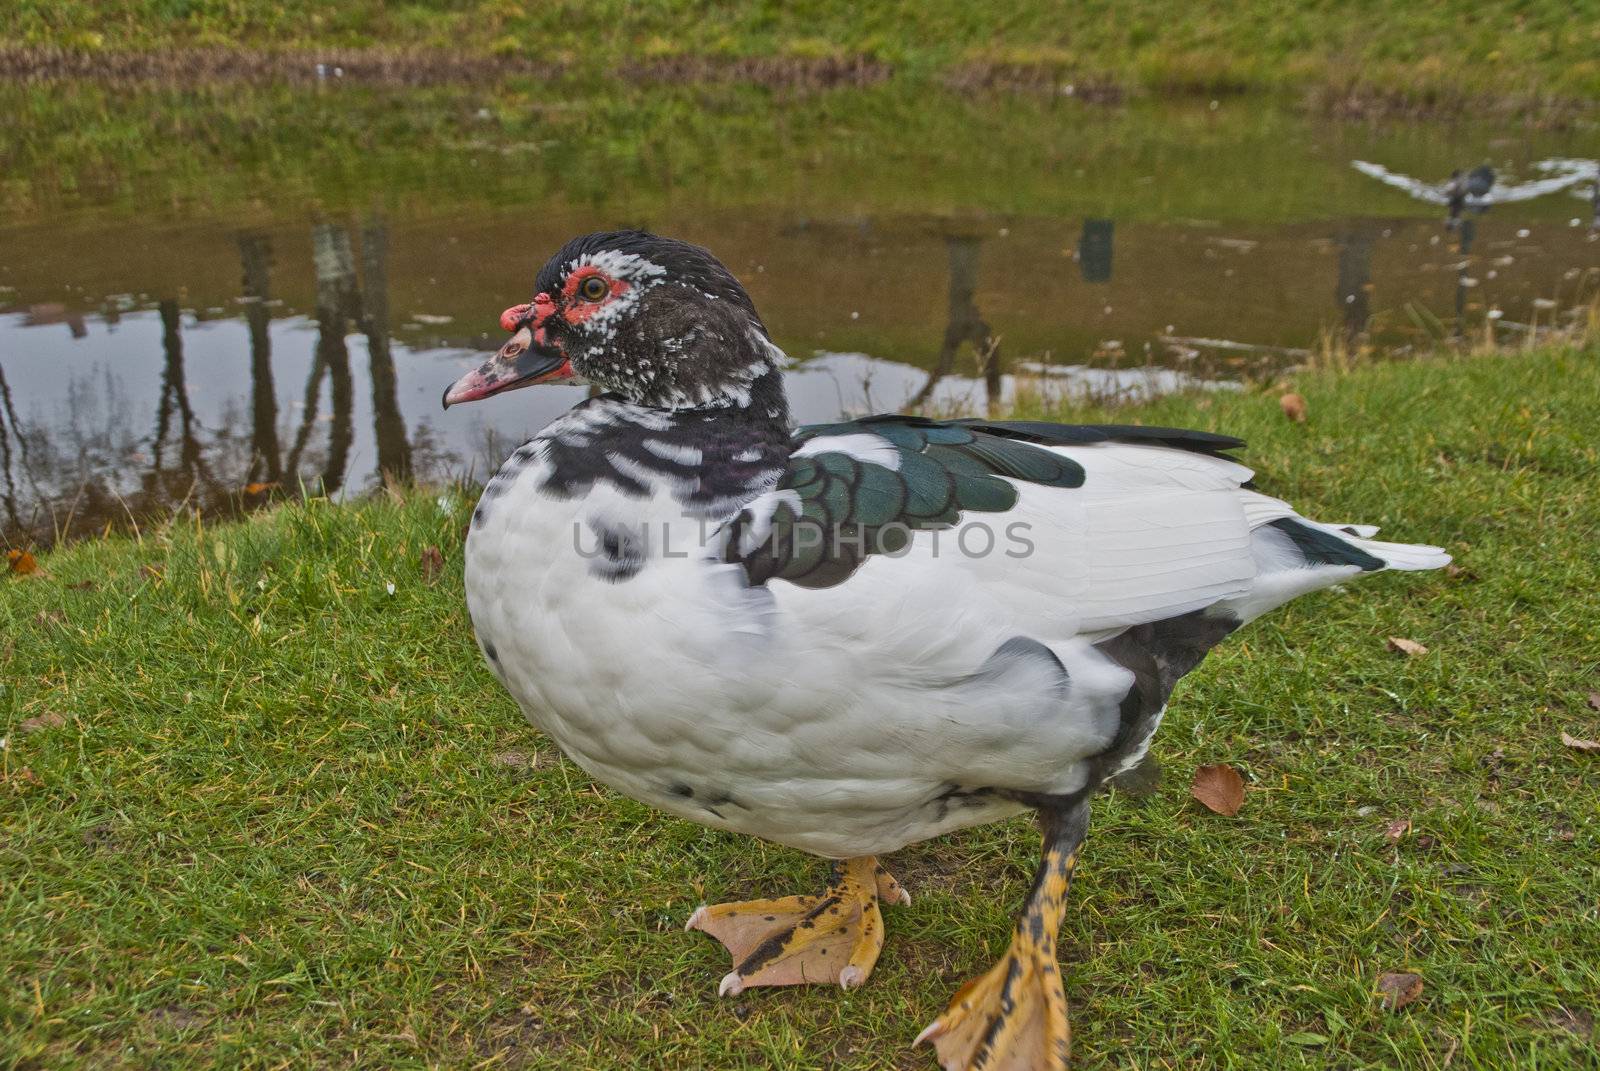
left=687, top=856, right=911, bottom=995
left=916, top=802, right=1089, bottom=1071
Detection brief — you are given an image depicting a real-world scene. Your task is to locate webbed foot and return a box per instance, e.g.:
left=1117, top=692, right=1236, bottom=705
left=686, top=856, right=909, bottom=994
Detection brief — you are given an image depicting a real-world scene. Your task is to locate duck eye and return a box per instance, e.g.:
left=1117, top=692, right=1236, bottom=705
left=579, top=276, right=609, bottom=302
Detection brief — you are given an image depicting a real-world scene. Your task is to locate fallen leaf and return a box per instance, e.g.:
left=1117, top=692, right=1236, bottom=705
left=1190, top=764, right=1244, bottom=816
left=1587, top=693, right=1600, bottom=712
left=1387, top=637, right=1429, bottom=656
left=19, top=713, right=67, bottom=734
left=1279, top=392, right=1308, bottom=423
left=68, top=579, right=96, bottom=591
left=1376, top=971, right=1424, bottom=1010
left=243, top=481, right=278, bottom=495
left=1560, top=731, right=1600, bottom=753
left=7, top=549, right=40, bottom=576
left=420, top=545, right=445, bottom=584
left=34, top=608, right=66, bottom=627
left=1383, top=818, right=1411, bottom=843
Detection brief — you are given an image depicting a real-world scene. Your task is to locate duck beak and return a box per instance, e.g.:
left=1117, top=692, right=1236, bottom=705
left=442, top=326, right=580, bottom=408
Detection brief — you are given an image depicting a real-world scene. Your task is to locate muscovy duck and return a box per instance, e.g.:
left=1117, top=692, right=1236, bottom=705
left=442, top=231, right=1448, bottom=1069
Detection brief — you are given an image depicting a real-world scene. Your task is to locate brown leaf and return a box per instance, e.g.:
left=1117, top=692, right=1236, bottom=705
left=1560, top=731, right=1600, bottom=753
left=7, top=549, right=40, bottom=576
left=1383, top=818, right=1411, bottom=843
left=1375, top=971, right=1424, bottom=1011
left=1387, top=637, right=1429, bottom=656
left=1587, top=692, right=1600, bottom=712
left=68, top=579, right=96, bottom=591
left=420, top=545, right=445, bottom=584
left=19, top=713, right=67, bottom=734
left=1279, top=392, right=1308, bottom=423
left=34, top=608, right=66, bottom=627
left=243, top=481, right=278, bottom=496
left=1190, top=764, right=1245, bottom=816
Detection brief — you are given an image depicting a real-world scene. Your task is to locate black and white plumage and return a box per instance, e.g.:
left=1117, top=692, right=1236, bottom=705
left=1351, top=158, right=1591, bottom=228
left=443, top=231, right=1448, bottom=1069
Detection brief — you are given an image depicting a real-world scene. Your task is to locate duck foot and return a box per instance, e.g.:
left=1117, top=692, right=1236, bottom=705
left=686, top=856, right=909, bottom=994
left=914, top=938, right=1071, bottom=1071
left=915, top=803, right=1088, bottom=1071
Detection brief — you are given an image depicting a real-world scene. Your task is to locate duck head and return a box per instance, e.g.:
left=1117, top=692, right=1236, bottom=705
left=443, top=231, right=787, bottom=419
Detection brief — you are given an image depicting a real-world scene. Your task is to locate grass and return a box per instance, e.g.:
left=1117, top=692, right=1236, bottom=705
left=7, top=0, right=1600, bottom=104
left=3, top=345, right=1599, bottom=1068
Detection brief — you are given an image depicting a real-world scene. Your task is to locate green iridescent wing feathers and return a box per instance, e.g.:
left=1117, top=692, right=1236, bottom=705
left=731, top=419, right=1088, bottom=588
left=729, top=417, right=1246, bottom=589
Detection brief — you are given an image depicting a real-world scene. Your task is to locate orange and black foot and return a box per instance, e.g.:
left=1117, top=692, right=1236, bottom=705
left=686, top=856, right=910, bottom=995
left=916, top=805, right=1089, bottom=1071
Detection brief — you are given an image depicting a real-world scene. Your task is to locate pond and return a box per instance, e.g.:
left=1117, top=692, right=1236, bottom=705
left=2, top=80, right=1596, bottom=546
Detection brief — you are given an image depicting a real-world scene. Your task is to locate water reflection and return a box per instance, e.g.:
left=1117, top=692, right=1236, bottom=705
left=2, top=199, right=1597, bottom=549
left=151, top=298, right=216, bottom=499
left=361, top=220, right=413, bottom=486
left=1454, top=218, right=1479, bottom=340
left=1077, top=220, right=1114, bottom=284
left=1335, top=224, right=1375, bottom=340
left=0, top=364, right=27, bottom=532
left=912, top=234, right=1001, bottom=410
left=238, top=233, right=282, bottom=488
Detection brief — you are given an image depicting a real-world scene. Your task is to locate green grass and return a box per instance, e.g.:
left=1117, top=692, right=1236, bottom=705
left=3, top=347, right=1599, bottom=1068
left=8, top=0, right=1600, bottom=103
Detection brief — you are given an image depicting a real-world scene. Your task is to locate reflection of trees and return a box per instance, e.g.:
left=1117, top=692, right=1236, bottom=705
left=281, top=216, right=408, bottom=495
left=6, top=214, right=416, bottom=546
left=238, top=232, right=283, bottom=486
left=1335, top=223, right=1376, bottom=341
left=283, top=221, right=360, bottom=495
left=1078, top=219, right=1114, bottom=283
left=0, top=363, right=25, bottom=531
left=314, top=222, right=357, bottom=496
left=360, top=217, right=412, bottom=484
left=1454, top=218, right=1477, bottom=340
left=911, top=235, right=1001, bottom=410
left=150, top=299, right=217, bottom=496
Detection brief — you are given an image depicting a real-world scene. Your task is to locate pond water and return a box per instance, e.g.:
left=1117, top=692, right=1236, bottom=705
left=1, top=81, right=1596, bottom=546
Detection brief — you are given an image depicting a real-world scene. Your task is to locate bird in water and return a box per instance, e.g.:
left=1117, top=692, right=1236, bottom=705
left=442, top=231, right=1449, bottom=1069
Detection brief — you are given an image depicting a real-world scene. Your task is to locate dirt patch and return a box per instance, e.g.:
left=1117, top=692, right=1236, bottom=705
left=147, top=1004, right=209, bottom=1032
left=1547, top=1006, right=1595, bottom=1039
left=620, top=54, right=892, bottom=89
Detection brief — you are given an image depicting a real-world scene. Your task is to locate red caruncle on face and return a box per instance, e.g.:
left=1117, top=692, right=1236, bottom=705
left=498, top=266, right=627, bottom=347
